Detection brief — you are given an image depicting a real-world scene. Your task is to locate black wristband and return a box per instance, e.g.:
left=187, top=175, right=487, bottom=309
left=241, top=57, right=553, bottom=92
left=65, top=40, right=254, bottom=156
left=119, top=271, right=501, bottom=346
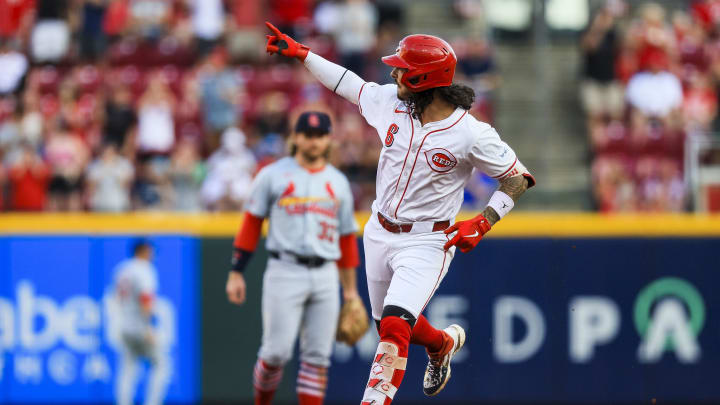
left=231, top=247, right=253, bottom=273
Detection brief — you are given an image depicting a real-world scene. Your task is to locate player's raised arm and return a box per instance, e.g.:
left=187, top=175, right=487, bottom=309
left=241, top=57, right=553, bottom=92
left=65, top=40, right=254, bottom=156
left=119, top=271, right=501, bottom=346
left=264, top=21, right=366, bottom=105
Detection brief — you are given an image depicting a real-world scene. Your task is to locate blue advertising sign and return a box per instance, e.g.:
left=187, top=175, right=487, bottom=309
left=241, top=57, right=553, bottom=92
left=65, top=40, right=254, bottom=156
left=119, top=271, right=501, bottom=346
left=327, top=238, right=720, bottom=403
left=0, top=236, right=199, bottom=404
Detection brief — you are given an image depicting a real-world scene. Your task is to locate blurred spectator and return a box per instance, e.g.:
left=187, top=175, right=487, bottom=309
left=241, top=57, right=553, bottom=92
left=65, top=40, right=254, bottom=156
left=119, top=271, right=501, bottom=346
left=104, top=0, right=130, bottom=39
left=632, top=2, right=676, bottom=59
left=683, top=71, right=717, bottom=133
left=269, top=0, right=313, bottom=37
left=255, top=91, right=289, bottom=137
left=456, top=38, right=499, bottom=123
left=226, top=0, right=263, bottom=61
left=137, top=73, right=176, bottom=157
left=580, top=3, right=625, bottom=126
left=592, top=155, right=637, bottom=212
left=199, top=47, right=242, bottom=136
left=8, top=143, right=51, bottom=211
left=86, top=142, right=134, bottom=211
left=128, top=0, right=172, bottom=39
left=80, top=0, right=109, bottom=61
left=188, top=0, right=225, bottom=56
left=45, top=129, right=90, bottom=211
left=20, top=92, right=44, bottom=150
left=0, top=106, right=23, bottom=164
left=103, top=86, right=137, bottom=152
left=201, top=127, right=255, bottom=211
left=318, top=0, right=377, bottom=76
left=168, top=138, right=204, bottom=211
left=691, top=0, right=720, bottom=35
left=0, top=40, right=28, bottom=95
left=636, top=156, right=684, bottom=211
left=626, top=49, right=683, bottom=129
left=0, top=0, right=35, bottom=44
left=133, top=157, right=171, bottom=209
left=31, top=0, right=71, bottom=63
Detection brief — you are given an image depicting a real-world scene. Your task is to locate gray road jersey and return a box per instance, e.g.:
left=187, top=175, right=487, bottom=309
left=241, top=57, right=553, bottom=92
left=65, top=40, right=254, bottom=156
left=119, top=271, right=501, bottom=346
left=112, top=258, right=158, bottom=336
left=245, top=157, right=358, bottom=259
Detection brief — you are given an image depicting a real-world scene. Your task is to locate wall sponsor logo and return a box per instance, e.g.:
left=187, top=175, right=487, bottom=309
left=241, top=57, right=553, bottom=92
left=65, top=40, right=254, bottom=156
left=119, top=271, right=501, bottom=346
left=0, top=280, right=176, bottom=386
left=496, top=277, right=705, bottom=364
left=333, top=277, right=706, bottom=366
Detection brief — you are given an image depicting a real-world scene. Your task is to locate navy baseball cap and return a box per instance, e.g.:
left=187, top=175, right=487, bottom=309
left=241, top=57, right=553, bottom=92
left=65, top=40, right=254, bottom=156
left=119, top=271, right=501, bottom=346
left=295, top=111, right=331, bottom=135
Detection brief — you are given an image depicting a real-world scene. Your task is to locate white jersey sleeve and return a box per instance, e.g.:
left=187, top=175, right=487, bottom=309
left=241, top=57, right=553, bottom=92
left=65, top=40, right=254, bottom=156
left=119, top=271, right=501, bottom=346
left=138, top=264, right=158, bottom=296
left=468, top=125, right=519, bottom=180
left=357, top=82, right=399, bottom=133
left=244, top=166, right=273, bottom=218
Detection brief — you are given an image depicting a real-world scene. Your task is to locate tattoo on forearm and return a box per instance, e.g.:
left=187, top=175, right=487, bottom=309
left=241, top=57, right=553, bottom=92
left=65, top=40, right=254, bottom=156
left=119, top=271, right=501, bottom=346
left=481, top=206, right=500, bottom=226
left=482, top=176, right=528, bottom=226
left=498, top=175, right=528, bottom=202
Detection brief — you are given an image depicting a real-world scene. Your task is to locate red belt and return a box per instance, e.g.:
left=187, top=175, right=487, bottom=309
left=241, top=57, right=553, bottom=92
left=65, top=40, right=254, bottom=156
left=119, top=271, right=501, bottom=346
left=377, top=212, right=450, bottom=233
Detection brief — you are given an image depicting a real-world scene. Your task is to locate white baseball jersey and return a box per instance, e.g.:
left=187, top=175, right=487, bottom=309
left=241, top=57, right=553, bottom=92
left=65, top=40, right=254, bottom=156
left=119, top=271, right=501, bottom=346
left=113, top=258, right=158, bottom=336
left=245, top=157, right=358, bottom=259
left=358, top=83, right=520, bottom=223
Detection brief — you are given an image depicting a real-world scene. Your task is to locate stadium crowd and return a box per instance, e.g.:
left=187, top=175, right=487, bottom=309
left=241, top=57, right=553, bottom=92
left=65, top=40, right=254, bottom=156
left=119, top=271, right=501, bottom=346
left=0, top=0, right=497, bottom=212
left=582, top=0, right=720, bottom=212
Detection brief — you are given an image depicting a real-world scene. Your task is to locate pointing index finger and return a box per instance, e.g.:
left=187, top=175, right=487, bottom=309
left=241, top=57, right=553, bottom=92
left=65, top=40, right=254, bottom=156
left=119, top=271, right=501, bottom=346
left=265, top=21, right=283, bottom=37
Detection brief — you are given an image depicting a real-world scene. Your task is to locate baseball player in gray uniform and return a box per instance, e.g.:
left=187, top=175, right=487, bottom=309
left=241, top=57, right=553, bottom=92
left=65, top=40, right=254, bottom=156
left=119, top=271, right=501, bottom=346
left=264, top=23, right=535, bottom=404
left=226, top=111, right=364, bottom=405
left=111, top=240, right=171, bottom=405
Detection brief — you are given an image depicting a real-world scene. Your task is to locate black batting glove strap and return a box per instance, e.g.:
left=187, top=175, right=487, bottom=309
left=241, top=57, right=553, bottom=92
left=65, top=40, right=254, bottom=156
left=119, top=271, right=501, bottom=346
left=231, top=247, right=253, bottom=273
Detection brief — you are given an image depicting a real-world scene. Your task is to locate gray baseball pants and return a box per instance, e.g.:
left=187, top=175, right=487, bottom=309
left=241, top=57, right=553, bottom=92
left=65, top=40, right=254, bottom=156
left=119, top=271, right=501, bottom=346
left=258, top=257, right=340, bottom=367
left=115, top=333, right=171, bottom=405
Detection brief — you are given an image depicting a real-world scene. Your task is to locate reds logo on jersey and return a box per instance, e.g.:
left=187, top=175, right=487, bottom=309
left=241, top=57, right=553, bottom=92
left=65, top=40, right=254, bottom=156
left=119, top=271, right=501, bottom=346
left=424, top=148, right=457, bottom=173
left=385, top=123, right=399, bottom=147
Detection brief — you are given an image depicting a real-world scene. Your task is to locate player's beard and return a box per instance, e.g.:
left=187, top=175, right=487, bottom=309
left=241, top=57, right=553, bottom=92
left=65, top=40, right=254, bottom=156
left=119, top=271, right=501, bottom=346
left=396, top=80, right=412, bottom=101
left=299, top=145, right=330, bottom=163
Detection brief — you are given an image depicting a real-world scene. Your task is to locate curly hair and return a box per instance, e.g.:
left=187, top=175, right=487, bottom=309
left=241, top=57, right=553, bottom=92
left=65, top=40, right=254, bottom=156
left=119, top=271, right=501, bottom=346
left=403, top=83, right=475, bottom=120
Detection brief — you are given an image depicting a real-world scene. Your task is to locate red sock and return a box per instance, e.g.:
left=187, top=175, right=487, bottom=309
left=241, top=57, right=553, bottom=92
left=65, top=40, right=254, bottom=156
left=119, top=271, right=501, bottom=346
left=253, top=359, right=283, bottom=405
left=410, top=315, right=445, bottom=353
left=255, top=390, right=275, bottom=405
left=297, top=362, right=327, bottom=405
left=377, top=316, right=412, bottom=405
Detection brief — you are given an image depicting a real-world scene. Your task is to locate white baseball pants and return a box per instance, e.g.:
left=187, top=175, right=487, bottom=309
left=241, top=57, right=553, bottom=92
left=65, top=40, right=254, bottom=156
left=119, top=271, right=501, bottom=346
left=363, top=213, right=455, bottom=321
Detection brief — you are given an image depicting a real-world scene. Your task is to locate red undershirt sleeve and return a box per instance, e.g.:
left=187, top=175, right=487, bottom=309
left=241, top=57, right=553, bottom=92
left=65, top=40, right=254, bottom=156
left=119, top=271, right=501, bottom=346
left=337, top=233, right=360, bottom=269
left=233, top=212, right=264, bottom=252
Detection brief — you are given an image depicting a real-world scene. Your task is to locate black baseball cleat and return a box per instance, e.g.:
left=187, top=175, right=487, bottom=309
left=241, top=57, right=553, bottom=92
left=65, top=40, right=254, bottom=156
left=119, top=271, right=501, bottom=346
left=422, top=324, right=466, bottom=396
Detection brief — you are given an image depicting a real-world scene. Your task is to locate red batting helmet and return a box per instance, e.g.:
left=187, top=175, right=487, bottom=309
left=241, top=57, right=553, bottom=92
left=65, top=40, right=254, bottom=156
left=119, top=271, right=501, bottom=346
left=382, top=34, right=457, bottom=92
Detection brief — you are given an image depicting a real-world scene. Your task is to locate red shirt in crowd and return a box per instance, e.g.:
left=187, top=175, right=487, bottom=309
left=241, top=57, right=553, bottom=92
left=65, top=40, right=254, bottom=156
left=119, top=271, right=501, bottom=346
left=0, top=0, right=35, bottom=37
left=9, top=164, right=50, bottom=211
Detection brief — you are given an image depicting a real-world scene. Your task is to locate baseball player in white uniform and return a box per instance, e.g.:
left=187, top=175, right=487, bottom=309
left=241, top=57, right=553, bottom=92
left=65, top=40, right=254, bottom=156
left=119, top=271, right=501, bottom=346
left=111, top=240, right=170, bottom=405
left=263, top=23, right=536, bottom=404
left=225, top=111, right=364, bottom=405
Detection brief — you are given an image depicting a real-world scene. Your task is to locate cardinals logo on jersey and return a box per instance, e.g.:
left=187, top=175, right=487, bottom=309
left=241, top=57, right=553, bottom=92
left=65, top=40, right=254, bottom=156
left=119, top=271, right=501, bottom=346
left=385, top=123, right=399, bottom=147
left=425, top=148, right=457, bottom=173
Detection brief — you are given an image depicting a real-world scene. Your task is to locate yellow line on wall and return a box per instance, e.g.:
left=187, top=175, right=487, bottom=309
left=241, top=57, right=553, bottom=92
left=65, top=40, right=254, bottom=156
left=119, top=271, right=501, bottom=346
left=1, top=212, right=720, bottom=237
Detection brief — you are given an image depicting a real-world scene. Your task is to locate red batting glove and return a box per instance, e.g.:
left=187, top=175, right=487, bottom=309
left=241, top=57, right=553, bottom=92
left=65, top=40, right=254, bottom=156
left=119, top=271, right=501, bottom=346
left=265, top=21, right=310, bottom=61
left=443, top=214, right=492, bottom=253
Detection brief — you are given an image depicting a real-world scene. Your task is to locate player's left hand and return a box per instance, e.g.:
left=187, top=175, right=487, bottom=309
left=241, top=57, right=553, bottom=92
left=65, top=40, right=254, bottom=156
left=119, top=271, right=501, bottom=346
left=443, top=214, right=492, bottom=253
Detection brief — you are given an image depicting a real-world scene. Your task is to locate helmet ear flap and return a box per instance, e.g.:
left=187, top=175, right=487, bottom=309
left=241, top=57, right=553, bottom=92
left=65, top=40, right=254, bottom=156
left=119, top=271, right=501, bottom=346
left=405, top=74, right=427, bottom=89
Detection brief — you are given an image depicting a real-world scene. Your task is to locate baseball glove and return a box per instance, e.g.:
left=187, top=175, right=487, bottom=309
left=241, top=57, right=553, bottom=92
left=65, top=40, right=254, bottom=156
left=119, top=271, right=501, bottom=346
left=336, top=297, right=370, bottom=345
